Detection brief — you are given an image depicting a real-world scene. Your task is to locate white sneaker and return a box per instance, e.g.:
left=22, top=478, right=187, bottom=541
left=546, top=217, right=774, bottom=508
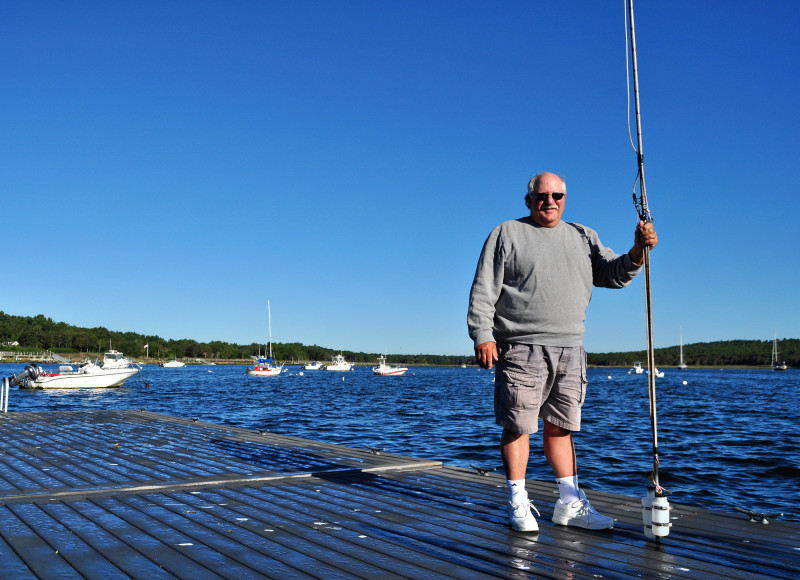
left=507, top=494, right=540, bottom=532
left=552, top=491, right=614, bottom=530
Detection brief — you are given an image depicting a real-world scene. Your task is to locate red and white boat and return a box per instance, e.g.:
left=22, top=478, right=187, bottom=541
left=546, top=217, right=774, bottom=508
left=247, top=357, right=283, bottom=377
left=372, top=355, right=407, bottom=376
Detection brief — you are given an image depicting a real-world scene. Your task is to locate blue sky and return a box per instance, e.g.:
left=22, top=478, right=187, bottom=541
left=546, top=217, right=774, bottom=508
left=3, top=1, right=798, bottom=356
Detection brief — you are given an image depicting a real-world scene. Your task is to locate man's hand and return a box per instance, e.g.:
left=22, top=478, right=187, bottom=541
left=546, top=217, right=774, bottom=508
left=475, top=341, right=498, bottom=370
left=629, top=221, right=658, bottom=265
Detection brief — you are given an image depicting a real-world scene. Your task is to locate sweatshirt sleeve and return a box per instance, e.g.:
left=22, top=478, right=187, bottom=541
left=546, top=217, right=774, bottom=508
left=467, top=226, right=505, bottom=347
left=584, top=226, right=643, bottom=289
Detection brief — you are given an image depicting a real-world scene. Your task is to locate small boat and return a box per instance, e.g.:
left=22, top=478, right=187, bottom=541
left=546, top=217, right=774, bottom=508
left=628, top=361, right=644, bottom=374
left=161, top=359, right=186, bottom=368
left=246, top=300, right=284, bottom=377
left=772, top=333, right=788, bottom=371
left=373, top=355, right=408, bottom=376
left=323, top=354, right=352, bottom=372
left=303, top=361, right=323, bottom=370
left=247, top=357, right=283, bottom=377
left=19, top=358, right=139, bottom=389
left=647, top=367, right=665, bottom=378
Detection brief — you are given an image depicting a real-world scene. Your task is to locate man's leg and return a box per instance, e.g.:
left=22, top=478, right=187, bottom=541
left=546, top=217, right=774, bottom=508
left=544, top=419, right=613, bottom=529
left=542, top=420, right=575, bottom=478
left=544, top=420, right=581, bottom=503
left=501, top=428, right=539, bottom=531
left=501, top=429, right=529, bottom=479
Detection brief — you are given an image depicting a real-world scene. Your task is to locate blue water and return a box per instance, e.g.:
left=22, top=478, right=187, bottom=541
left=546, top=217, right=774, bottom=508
left=4, top=363, right=799, bottom=523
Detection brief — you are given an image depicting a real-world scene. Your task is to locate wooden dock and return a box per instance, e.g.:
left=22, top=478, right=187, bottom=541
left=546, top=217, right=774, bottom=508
left=0, top=410, right=797, bottom=579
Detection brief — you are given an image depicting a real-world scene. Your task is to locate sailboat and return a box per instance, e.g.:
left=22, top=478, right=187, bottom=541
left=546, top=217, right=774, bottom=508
left=678, top=326, right=687, bottom=370
left=772, top=333, right=788, bottom=371
left=247, top=300, right=284, bottom=377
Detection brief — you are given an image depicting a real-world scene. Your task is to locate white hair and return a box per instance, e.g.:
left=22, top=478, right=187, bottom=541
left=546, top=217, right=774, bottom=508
left=524, top=173, right=567, bottom=210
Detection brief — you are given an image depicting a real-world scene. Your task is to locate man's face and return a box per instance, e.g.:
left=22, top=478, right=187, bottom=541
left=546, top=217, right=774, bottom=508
left=530, top=173, right=566, bottom=228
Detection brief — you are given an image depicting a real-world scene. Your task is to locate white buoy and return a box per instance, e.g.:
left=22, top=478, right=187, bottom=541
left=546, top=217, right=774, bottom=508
left=682, top=380, right=687, bottom=385
left=608, top=375, right=612, bottom=379
left=299, top=371, right=304, bottom=376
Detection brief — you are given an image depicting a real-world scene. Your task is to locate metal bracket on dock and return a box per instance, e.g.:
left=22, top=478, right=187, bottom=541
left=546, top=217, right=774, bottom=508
left=734, top=507, right=784, bottom=524
left=469, top=464, right=499, bottom=476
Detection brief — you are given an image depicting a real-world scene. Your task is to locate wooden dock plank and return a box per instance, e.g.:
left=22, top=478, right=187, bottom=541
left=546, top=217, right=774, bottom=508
left=80, top=495, right=241, bottom=579
left=266, top=472, right=696, bottom=580
left=7, top=501, right=132, bottom=578
left=201, top=484, right=508, bottom=580
left=0, top=530, right=38, bottom=579
left=373, top=469, right=797, bottom=579
left=0, top=503, right=89, bottom=578
left=251, top=478, right=597, bottom=580
left=118, top=491, right=364, bottom=579
left=147, top=488, right=429, bottom=579
left=1, top=409, right=798, bottom=579
left=38, top=500, right=189, bottom=580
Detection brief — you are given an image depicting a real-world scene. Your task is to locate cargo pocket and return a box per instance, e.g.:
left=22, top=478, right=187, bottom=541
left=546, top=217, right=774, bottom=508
left=578, top=346, right=588, bottom=405
left=498, top=343, right=539, bottom=388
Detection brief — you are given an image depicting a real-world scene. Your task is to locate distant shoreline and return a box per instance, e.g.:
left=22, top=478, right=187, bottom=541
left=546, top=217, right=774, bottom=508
left=0, top=355, right=786, bottom=371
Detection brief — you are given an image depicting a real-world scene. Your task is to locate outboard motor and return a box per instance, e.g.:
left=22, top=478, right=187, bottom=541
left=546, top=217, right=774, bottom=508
left=2, top=364, right=43, bottom=412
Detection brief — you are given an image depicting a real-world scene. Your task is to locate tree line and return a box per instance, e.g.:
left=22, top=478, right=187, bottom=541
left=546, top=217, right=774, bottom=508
left=0, top=311, right=473, bottom=366
left=1, top=311, right=796, bottom=367
left=587, top=338, right=799, bottom=368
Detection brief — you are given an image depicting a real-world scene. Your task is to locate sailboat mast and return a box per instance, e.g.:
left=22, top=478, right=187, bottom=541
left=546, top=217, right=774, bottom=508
left=772, top=333, right=777, bottom=366
left=268, top=300, right=273, bottom=360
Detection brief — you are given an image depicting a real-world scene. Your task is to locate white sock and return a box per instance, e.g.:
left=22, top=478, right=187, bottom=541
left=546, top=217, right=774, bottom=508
left=507, top=479, right=526, bottom=502
left=556, top=475, right=580, bottom=504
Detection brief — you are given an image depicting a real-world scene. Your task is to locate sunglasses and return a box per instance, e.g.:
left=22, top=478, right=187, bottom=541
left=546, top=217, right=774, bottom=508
left=533, top=192, right=565, bottom=202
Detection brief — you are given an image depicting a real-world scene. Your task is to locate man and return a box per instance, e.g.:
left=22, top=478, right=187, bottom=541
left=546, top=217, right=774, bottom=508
left=467, top=172, right=658, bottom=532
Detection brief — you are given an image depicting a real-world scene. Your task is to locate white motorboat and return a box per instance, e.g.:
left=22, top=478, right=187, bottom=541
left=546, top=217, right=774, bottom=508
left=161, top=359, right=186, bottom=368
left=303, top=361, right=323, bottom=370
left=647, top=367, right=665, bottom=378
left=246, top=300, right=284, bottom=377
left=628, top=361, right=644, bottom=374
left=323, top=354, right=352, bottom=372
left=19, top=359, right=139, bottom=389
left=102, top=348, right=138, bottom=370
left=373, top=355, right=407, bottom=376
left=772, top=333, right=788, bottom=371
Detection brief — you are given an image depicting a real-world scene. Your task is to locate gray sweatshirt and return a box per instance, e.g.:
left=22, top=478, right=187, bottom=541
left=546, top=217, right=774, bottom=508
left=468, top=217, right=642, bottom=348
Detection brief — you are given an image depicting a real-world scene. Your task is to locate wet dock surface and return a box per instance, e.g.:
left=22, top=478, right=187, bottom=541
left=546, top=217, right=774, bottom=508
left=1, top=409, right=797, bottom=578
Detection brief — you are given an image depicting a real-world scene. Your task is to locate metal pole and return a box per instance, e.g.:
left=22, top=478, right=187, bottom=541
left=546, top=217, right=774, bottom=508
left=628, top=0, right=661, bottom=490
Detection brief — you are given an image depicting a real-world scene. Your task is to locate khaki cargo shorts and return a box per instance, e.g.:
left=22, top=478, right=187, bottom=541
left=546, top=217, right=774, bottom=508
left=494, top=343, right=587, bottom=434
